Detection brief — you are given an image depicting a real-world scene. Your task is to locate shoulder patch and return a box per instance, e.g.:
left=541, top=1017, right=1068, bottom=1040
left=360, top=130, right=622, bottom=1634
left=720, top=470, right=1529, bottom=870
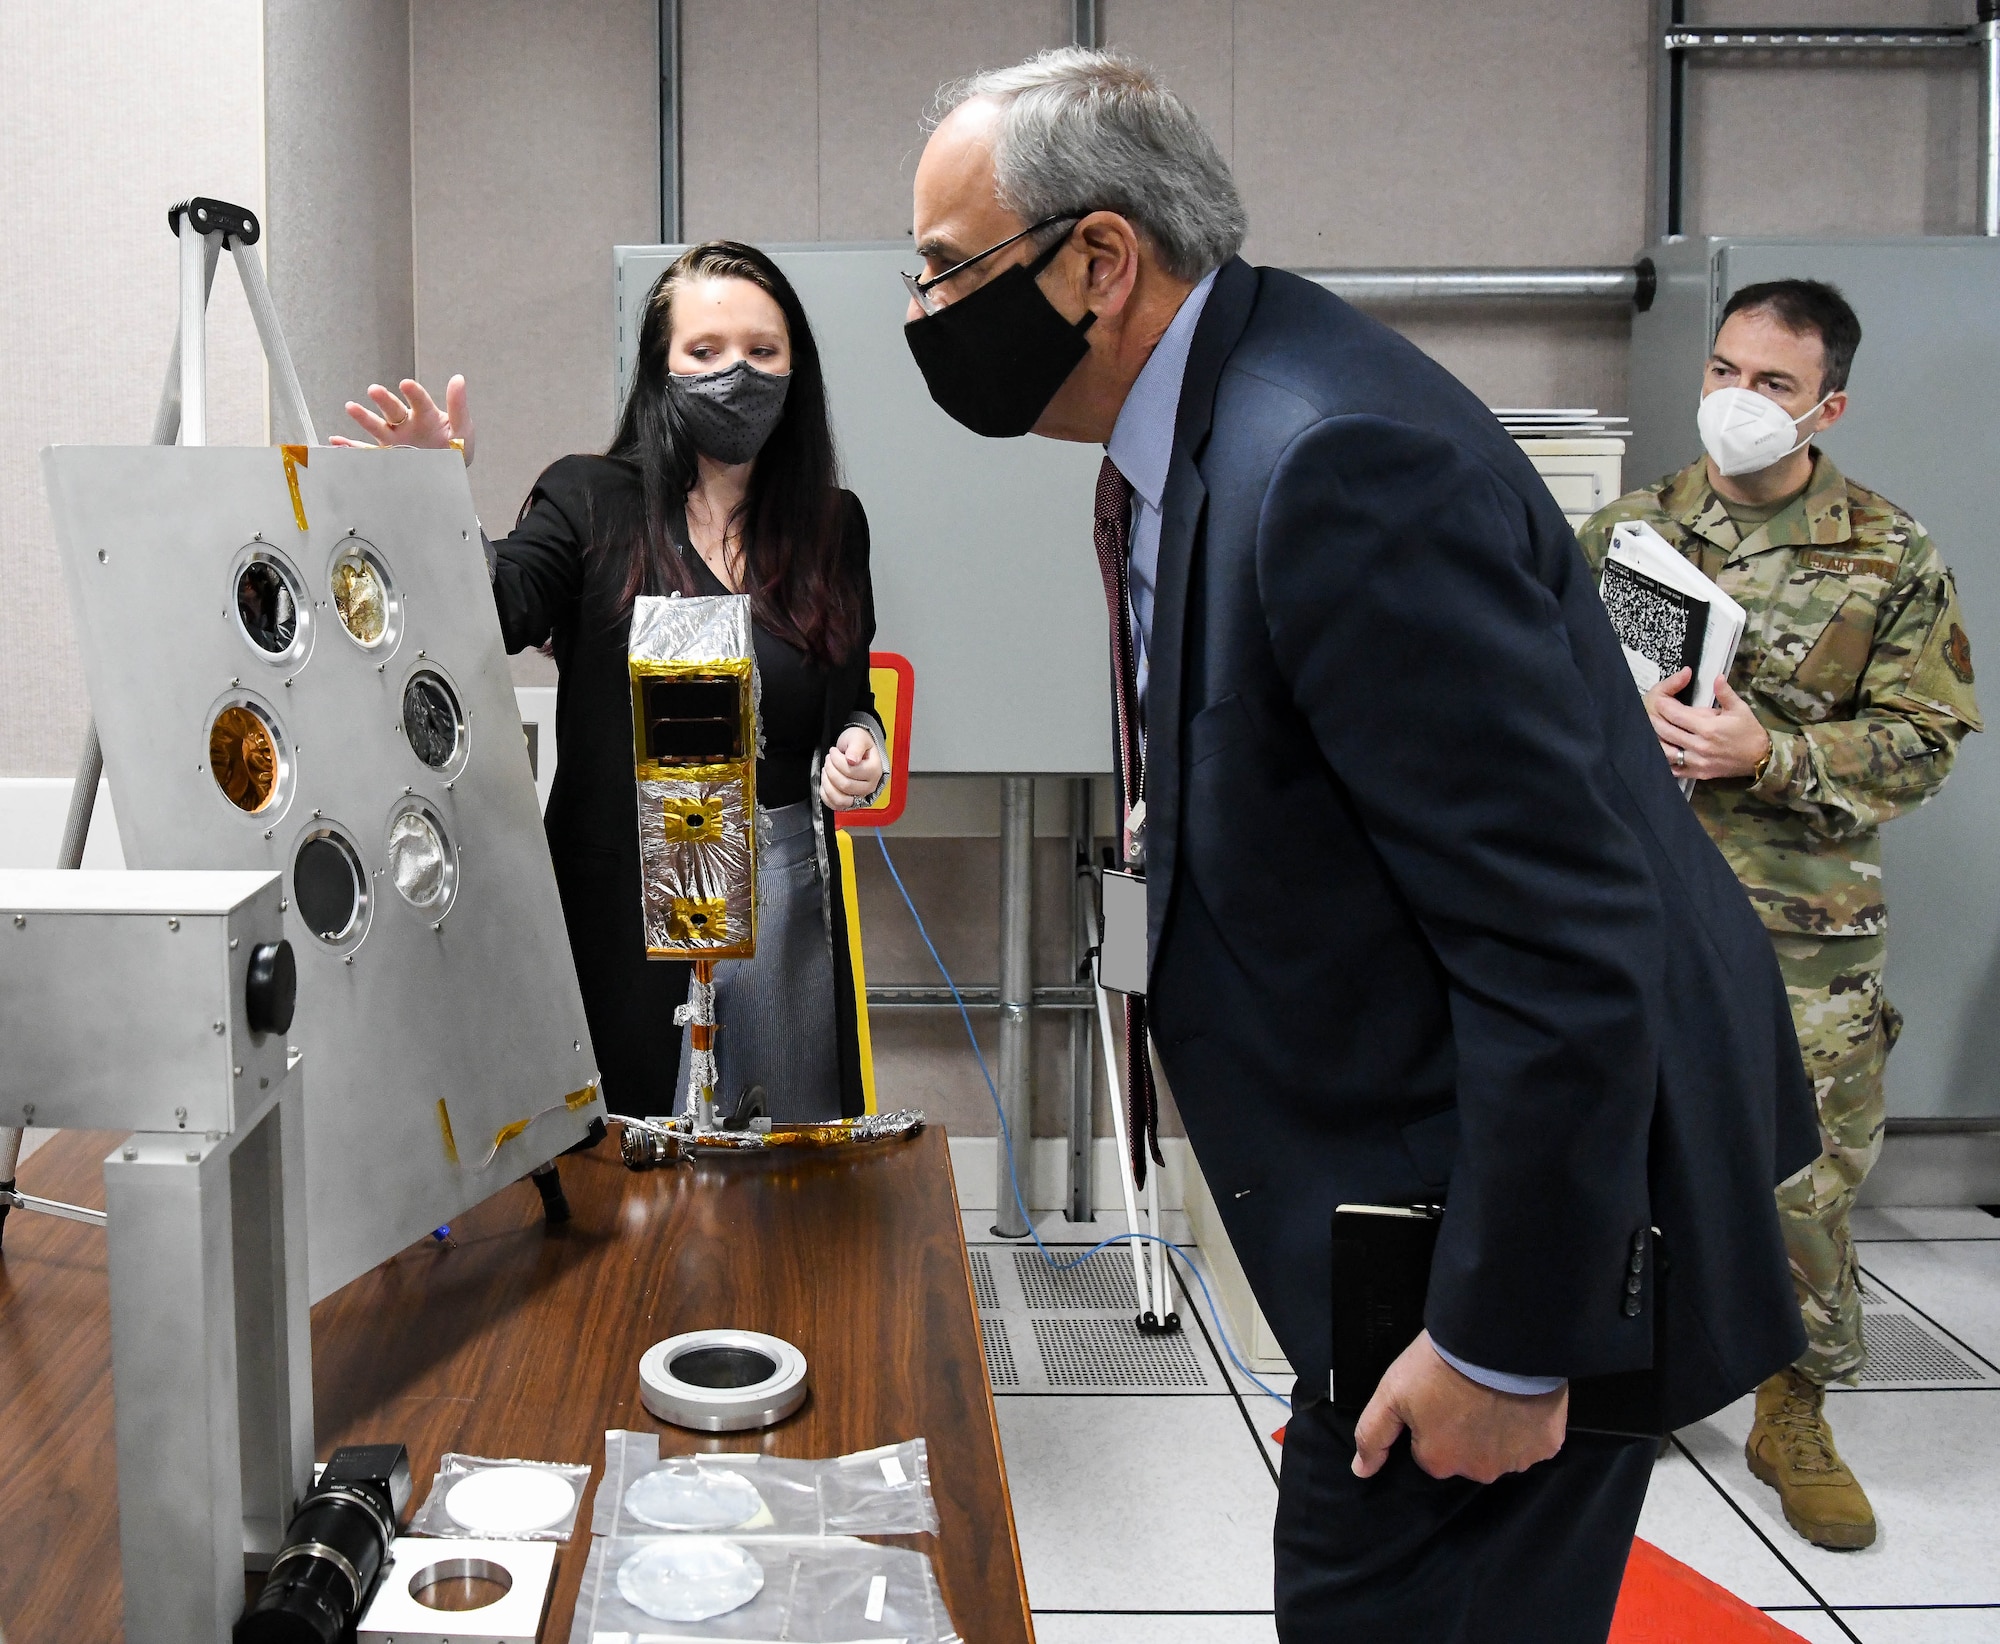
left=1946, top=622, right=1975, bottom=684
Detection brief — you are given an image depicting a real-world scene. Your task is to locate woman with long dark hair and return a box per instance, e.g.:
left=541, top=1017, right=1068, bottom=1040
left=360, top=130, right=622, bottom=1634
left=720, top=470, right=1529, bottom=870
left=337, top=242, right=883, bottom=1122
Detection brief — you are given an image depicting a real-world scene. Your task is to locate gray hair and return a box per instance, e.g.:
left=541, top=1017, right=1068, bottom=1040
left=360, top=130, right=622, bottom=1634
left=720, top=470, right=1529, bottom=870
left=932, top=48, right=1246, bottom=282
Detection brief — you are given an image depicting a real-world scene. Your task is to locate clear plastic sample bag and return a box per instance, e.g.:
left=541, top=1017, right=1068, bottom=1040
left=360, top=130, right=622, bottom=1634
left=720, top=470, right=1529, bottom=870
left=595, top=1431, right=938, bottom=1540
left=408, top=1453, right=594, bottom=1541
left=570, top=1535, right=962, bottom=1643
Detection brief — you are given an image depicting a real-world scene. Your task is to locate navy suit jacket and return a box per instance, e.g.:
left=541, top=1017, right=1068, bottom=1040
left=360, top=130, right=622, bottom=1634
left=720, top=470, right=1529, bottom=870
left=1143, top=258, right=1818, bottom=1425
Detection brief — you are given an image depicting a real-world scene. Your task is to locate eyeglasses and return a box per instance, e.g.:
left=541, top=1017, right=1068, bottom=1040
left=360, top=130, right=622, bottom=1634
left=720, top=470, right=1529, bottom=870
left=902, top=214, right=1084, bottom=315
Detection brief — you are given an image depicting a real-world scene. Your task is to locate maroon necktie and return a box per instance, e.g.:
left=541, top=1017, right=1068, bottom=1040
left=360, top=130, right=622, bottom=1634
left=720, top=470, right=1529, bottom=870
left=1093, top=456, right=1163, bottom=1187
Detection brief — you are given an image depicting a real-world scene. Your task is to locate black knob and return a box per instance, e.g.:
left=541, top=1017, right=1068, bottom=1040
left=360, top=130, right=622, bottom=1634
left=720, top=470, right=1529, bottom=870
left=245, top=940, right=297, bottom=1037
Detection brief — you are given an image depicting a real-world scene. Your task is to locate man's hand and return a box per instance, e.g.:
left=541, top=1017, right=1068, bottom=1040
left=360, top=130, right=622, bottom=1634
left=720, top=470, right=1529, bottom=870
left=1351, top=1330, right=1568, bottom=1484
left=334, top=375, right=475, bottom=466
left=820, top=726, right=884, bottom=810
left=1644, top=669, right=1771, bottom=782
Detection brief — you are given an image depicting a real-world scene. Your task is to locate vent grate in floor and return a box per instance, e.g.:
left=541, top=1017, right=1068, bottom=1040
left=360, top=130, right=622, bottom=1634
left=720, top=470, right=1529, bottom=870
left=1859, top=1311, right=1984, bottom=1384
left=1015, top=1249, right=1141, bottom=1312
left=1033, top=1317, right=1209, bottom=1388
left=969, top=1250, right=999, bottom=1312
left=980, top=1314, right=1020, bottom=1389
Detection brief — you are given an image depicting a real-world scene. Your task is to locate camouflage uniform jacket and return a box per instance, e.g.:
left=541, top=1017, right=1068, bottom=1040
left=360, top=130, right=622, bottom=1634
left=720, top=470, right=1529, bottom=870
left=1577, top=452, right=1981, bottom=937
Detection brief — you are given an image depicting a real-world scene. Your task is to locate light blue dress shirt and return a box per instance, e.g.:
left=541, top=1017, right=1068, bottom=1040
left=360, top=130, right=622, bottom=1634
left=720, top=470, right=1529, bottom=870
left=1103, top=266, right=1563, bottom=1402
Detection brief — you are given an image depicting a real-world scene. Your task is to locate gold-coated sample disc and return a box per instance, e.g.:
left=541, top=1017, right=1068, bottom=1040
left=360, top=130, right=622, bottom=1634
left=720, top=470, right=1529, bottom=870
left=209, top=703, right=280, bottom=812
left=331, top=556, right=386, bottom=643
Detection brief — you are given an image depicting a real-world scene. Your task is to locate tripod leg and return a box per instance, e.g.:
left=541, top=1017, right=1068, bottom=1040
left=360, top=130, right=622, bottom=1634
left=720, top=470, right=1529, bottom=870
left=178, top=218, right=220, bottom=447
left=231, top=239, right=317, bottom=446
left=149, top=233, right=220, bottom=446
left=529, top=1161, right=571, bottom=1224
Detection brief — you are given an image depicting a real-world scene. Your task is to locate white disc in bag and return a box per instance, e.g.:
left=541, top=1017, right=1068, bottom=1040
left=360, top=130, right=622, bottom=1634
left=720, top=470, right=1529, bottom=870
left=617, top=1538, right=765, bottom=1622
left=443, top=1466, right=577, bottom=1535
left=625, top=1462, right=765, bottom=1531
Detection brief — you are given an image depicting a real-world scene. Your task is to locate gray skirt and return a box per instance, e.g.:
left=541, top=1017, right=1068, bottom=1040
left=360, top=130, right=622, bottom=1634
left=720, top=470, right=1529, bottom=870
left=677, top=799, right=842, bottom=1122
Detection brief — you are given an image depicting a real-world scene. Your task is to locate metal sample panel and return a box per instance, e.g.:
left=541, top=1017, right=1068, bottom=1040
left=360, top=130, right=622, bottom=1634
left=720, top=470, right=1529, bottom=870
left=616, top=243, right=1112, bottom=775
left=44, top=445, right=604, bottom=1296
left=0, top=869, right=284, bottom=1134
left=1629, top=237, right=2000, bottom=1118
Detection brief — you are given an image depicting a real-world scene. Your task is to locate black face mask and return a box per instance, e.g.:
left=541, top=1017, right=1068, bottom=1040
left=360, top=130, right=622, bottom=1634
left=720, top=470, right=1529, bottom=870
left=903, top=237, right=1097, bottom=439
left=664, top=359, right=792, bottom=465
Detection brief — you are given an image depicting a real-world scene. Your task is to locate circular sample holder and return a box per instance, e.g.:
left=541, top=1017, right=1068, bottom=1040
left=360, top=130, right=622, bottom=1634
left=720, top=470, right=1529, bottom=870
left=638, top=1329, right=809, bottom=1431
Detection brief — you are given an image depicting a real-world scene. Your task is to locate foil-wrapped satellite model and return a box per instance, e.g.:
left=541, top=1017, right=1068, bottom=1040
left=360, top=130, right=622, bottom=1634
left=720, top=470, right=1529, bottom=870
left=629, top=594, right=759, bottom=1132
left=625, top=593, right=924, bottom=1158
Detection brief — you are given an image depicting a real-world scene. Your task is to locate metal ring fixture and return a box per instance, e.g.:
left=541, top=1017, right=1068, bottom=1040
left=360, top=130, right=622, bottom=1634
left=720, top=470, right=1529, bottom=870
left=638, top=1329, right=809, bottom=1431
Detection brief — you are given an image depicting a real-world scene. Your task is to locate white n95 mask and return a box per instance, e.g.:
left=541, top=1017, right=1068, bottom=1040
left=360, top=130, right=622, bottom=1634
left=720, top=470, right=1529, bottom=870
left=1697, top=385, right=1830, bottom=477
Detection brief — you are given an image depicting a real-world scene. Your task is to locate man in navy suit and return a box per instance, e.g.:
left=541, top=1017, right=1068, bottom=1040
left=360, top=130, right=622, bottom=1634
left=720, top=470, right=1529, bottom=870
left=903, top=48, right=1817, bottom=1643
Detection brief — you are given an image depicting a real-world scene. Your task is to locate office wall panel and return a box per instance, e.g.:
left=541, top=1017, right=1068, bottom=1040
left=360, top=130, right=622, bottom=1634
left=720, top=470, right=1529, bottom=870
left=265, top=0, right=416, bottom=447
left=0, top=2, right=266, bottom=777
left=682, top=0, right=822, bottom=243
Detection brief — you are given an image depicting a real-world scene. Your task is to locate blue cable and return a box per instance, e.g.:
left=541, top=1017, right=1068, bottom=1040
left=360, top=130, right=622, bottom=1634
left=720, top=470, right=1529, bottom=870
left=873, top=833, right=1291, bottom=1414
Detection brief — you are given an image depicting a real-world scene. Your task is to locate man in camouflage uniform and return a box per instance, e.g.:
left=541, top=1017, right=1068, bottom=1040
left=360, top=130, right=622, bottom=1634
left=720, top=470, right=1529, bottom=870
left=1579, top=278, right=1980, bottom=1551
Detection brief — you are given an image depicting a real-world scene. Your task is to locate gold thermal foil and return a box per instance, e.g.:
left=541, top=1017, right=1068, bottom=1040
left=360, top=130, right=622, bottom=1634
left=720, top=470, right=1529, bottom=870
left=638, top=768, right=754, bottom=958
left=630, top=594, right=759, bottom=959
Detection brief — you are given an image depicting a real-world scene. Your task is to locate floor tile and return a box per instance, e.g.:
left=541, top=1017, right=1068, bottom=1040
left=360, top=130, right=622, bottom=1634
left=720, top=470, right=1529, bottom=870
left=1853, top=1207, right=2000, bottom=1243
left=1641, top=1446, right=1820, bottom=1607
left=1681, top=1390, right=2000, bottom=1607
left=1032, top=1615, right=1278, bottom=1643
left=1839, top=1608, right=2000, bottom=1643
left=995, top=1395, right=1276, bottom=1612
left=1860, top=1246, right=2000, bottom=1371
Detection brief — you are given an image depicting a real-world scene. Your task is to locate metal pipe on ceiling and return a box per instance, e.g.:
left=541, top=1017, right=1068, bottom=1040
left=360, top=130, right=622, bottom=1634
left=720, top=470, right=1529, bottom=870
left=1301, top=264, right=1653, bottom=308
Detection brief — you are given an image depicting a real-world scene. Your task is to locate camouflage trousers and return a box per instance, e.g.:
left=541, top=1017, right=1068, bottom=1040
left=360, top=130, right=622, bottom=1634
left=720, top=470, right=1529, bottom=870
left=1771, top=929, right=1898, bottom=1387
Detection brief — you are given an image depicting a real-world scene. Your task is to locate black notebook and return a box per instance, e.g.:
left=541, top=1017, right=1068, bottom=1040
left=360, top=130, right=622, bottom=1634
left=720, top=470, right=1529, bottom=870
left=1329, top=1204, right=1666, bottom=1439
left=1599, top=557, right=1709, bottom=708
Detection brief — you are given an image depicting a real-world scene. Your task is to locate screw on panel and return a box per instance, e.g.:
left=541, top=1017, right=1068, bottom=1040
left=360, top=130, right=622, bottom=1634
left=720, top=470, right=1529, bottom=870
left=11, top=915, right=23, bottom=928
left=232, top=1066, right=243, bottom=1078
left=96, top=549, right=107, bottom=563
left=167, top=918, right=179, bottom=931
left=259, top=1077, right=269, bottom=1089
left=22, top=1104, right=35, bottom=1123
left=279, top=899, right=289, bottom=912
left=212, top=1021, right=225, bottom=1035
left=343, top=955, right=354, bottom=966
left=254, top=531, right=263, bottom=541
left=264, top=829, right=274, bottom=840
left=186, top=1151, right=201, bottom=1164
left=122, top=1146, right=137, bottom=1161
left=230, top=937, right=239, bottom=950
left=174, top=1106, right=187, bottom=1127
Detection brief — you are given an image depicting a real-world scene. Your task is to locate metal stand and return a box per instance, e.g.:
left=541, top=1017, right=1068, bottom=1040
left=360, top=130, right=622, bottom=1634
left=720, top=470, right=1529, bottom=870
left=992, top=777, right=1035, bottom=1237
left=1066, top=778, right=1095, bottom=1223
left=1081, top=890, right=1174, bottom=1329
left=106, top=1071, right=315, bottom=1641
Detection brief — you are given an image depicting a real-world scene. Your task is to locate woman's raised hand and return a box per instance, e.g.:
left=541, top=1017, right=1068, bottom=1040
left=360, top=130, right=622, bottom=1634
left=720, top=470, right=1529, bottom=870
left=333, top=375, right=475, bottom=466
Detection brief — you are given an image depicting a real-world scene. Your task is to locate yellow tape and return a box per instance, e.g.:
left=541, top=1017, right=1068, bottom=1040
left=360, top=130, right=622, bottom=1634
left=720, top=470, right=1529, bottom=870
left=661, top=796, right=728, bottom=843
left=836, top=828, right=878, bottom=1115
left=436, top=1098, right=459, bottom=1165
left=492, top=1118, right=531, bottom=1149
left=280, top=444, right=309, bottom=532
left=564, top=1081, right=598, bottom=1111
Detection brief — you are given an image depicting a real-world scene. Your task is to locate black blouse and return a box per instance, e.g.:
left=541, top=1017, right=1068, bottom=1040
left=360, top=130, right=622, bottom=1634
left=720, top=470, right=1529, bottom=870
left=488, top=454, right=877, bottom=839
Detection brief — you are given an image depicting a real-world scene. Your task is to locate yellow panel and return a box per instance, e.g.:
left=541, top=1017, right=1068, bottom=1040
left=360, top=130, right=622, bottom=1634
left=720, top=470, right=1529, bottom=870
left=836, top=828, right=877, bottom=1113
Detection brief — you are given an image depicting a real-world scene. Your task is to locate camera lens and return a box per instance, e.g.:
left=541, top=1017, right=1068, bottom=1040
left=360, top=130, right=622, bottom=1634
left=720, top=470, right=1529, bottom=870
left=234, top=1445, right=409, bottom=1644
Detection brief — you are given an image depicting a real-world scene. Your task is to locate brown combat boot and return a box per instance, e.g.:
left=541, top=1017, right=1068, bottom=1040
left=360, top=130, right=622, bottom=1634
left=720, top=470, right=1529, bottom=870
left=1745, top=1367, right=1877, bottom=1550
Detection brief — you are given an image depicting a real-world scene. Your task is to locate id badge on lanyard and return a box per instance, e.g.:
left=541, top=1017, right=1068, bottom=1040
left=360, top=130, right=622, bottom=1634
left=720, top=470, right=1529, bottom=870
left=1099, top=796, right=1147, bottom=996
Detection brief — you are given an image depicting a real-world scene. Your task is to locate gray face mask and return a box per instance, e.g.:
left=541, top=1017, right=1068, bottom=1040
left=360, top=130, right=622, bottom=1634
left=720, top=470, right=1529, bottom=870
left=664, top=359, right=792, bottom=465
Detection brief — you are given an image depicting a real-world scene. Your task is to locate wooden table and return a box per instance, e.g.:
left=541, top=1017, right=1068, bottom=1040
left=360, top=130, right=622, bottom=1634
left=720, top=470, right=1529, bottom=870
left=0, top=1125, right=1032, bottom=1644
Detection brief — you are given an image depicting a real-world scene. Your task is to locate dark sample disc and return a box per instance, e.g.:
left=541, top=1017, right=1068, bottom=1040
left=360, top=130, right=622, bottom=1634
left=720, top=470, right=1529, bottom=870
left=295, top=834, right=365, bottom=942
